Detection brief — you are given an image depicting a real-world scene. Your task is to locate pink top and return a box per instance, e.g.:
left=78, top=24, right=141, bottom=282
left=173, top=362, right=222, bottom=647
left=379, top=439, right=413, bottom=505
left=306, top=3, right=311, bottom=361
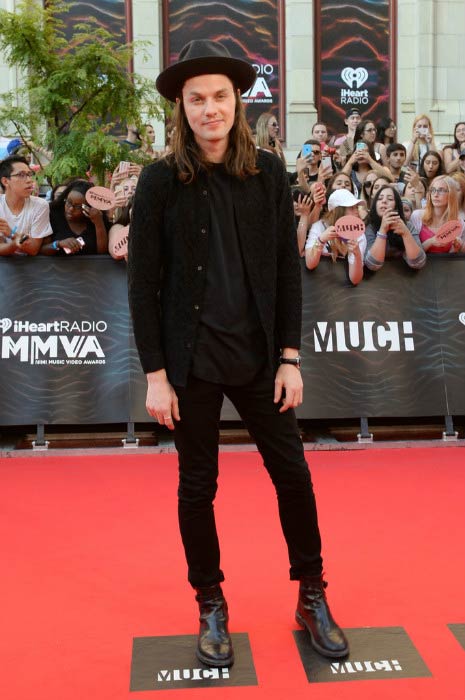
left=419, top=223, right=453, bottom=254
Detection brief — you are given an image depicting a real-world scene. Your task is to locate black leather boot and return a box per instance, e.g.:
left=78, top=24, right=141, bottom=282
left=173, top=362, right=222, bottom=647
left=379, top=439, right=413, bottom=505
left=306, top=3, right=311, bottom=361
left=195, top=584, right=234, bottom=667
left=295, top=575, right=349, bottom=658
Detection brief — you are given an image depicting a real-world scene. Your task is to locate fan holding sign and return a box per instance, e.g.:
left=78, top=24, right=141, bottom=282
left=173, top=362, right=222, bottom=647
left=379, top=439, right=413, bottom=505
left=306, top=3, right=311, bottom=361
left=305, top=189, right=366, bottom=285
left=410, top=176, right=465, bottom=254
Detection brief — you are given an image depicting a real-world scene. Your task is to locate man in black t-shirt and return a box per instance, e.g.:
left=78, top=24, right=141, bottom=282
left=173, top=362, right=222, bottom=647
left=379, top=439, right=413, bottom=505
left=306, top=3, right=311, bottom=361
left=128, top=40, right=349, bottom=668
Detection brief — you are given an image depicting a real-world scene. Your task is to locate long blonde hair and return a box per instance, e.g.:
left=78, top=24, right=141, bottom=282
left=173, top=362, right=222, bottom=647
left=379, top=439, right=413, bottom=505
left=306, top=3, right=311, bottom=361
left=170, top=89, right=258, bottom=183
left=255, top=112, right=286, bottom=166
left=411, top=114, right=436, bottom=164
left=423, top=176, right=459, bottom=226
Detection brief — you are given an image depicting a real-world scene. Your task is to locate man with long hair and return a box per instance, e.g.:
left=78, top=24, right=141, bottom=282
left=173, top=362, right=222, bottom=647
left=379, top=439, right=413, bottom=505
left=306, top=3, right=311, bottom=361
left=128, top=39, right=348, bottom=668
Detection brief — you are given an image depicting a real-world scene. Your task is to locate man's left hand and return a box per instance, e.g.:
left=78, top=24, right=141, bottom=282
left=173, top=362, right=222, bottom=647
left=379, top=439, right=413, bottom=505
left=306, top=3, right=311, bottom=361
left=274, top=364, right=303, bottom=412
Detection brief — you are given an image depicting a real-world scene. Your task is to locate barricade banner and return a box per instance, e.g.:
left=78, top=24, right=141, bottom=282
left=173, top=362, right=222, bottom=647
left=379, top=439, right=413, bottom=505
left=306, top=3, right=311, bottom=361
left=1, top=256, right=465, bottom=425
left=0, top=257, right=132, bottom=424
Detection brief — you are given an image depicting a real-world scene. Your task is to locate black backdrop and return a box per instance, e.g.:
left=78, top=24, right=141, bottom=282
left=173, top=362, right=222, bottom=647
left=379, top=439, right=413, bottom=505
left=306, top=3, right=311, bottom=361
left=1, top=256, right=465, bottom=425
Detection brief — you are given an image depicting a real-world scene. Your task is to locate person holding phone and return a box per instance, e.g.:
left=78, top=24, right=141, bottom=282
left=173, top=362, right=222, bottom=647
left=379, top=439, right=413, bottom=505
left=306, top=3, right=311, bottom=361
left=0, top=155, right=52, bottom=256
left=293, top=140, right=332, bottom=192
left=305, top=189, right=365, bottom=285
left=364, top=184, right=426, bottom=270
left=41, top=180, right=109, bottom=255
left=336, top=107, right=363, bottom=166
left=403, top=115, right=441, bottom=171
left=341, top=120, right=393, bottom=194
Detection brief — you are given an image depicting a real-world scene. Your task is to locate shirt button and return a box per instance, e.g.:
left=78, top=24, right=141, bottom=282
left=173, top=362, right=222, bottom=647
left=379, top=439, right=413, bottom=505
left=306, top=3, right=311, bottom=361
left=197, top=265, right=203, bottom=271
left=202, top=189, right=208, bottom=196
left=185, top=342, right=192, bottom=349
left=201, top=227, right=206, bottom=234
left=194, top=304, right=200, bottom=311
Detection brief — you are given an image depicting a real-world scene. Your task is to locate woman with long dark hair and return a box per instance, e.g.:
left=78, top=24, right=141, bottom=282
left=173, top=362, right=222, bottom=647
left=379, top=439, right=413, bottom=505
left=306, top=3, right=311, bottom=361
left=376, top=117, right=397, bottom=162
left=418, top=150, right=444, bottom=188
left=443, top=122, right=465, bottom=174
left=364, top=184, right=426, bottom=270
left=341, top=120, right=392, bottom=194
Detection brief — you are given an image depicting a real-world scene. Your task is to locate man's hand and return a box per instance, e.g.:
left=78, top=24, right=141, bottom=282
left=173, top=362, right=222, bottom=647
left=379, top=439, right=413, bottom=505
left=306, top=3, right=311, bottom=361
left=274, top=363, right=303, bottom=413
left=146, top=369, right=180, bottom=430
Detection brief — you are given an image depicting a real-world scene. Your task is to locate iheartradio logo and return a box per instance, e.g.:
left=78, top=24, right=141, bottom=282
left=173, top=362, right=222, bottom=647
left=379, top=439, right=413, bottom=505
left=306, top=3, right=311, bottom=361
left=341, top=67, right=368, bottom=90
left=0, top=318, right=12, bottom=333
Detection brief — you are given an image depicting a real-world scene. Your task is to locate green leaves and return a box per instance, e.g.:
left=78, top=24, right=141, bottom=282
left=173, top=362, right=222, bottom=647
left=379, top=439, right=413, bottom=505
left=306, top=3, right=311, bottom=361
left=0, top=0, right=165, bottom=184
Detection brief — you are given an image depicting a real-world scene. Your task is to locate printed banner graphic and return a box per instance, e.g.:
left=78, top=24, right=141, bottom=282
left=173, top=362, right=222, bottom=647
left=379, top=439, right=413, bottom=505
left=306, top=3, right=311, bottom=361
left=447, top=624, right=465, bottom=652
left=130, top=634, right=257, bottom=691
left=316, top=0, right=391, bottom=133
left=2, top=257, right=465, bottom=424
left=293, top=626, right=432, bottom=683
left=163, top=0, right=281, bottom=126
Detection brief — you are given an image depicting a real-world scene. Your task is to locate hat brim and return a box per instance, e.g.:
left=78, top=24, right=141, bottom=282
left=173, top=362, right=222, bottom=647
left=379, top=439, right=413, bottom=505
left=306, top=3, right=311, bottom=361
left=156, top=56, right=257, bottom=102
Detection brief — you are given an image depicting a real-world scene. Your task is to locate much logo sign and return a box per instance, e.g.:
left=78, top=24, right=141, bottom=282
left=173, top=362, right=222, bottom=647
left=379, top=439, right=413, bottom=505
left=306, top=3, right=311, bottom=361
left=313, top=321, right=415, bottom=353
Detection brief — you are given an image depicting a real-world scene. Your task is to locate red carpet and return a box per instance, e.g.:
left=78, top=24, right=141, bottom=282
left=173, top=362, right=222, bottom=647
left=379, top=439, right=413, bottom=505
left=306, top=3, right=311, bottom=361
left=1, top=447, right=464, bottom=699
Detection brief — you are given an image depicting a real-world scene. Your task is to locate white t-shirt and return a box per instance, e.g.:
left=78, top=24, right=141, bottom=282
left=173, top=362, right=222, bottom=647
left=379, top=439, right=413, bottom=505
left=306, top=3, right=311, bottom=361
left=0, top=194, right=52, bottom=239
left=305, top=219, right=367, bottom=265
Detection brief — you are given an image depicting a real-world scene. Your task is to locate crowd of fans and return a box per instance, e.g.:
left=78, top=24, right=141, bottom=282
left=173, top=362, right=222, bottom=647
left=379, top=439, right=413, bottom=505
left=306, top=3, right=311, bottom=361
left=1, top=109, right=465, bottom=282
left=283, top=108, right=465, bottom=285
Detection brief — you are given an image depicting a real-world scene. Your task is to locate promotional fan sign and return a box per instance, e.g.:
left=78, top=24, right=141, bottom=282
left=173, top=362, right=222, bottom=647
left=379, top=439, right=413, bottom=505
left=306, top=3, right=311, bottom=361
left=110, top=225, right=129, bottom=258
left=435, top=220, right=462, bottom=245
left=335, top=215, right=365, bottom=240
left=86, top=186, right=115, bottom=211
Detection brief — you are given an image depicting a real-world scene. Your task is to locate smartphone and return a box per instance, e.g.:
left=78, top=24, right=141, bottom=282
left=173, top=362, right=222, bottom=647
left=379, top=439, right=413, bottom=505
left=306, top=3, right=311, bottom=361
left=321, top=155, right=332, bottom=170
left=301, top=144, right=312, bottom=158
left=118, top=161, right=131, bottom=174
left=19, top=234, right=29, bottom=244
left=356, top=141, right=366, bottom=151
left=63, top=237, right=85, bottom=255
left=417, top=127, right=429, bottom=137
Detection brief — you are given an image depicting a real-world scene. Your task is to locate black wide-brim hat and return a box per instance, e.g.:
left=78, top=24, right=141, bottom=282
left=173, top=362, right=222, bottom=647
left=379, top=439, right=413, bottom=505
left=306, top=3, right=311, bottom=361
left=156, top=39, right=257, bottom=103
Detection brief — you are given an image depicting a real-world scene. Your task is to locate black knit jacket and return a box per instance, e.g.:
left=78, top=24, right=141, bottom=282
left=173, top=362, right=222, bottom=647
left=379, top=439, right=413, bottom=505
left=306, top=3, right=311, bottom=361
left=127, top=149, right=302, bottom=387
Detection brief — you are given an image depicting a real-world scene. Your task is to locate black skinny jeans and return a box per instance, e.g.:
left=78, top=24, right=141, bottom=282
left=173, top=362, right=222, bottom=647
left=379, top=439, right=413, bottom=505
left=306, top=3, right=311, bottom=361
left=173, top=372, right=323, bottom=588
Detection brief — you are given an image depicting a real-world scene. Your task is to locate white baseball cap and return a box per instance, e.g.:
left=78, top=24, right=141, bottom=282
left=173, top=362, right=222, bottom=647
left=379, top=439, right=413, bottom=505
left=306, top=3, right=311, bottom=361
left=327, top=189, right=363, bottom=211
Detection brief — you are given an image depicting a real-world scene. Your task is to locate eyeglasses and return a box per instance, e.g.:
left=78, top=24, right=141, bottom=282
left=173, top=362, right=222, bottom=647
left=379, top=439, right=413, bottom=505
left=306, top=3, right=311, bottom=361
left=312, top=151, right=321, bottom=156
left=430, top=187, right=448, bottom=195
left=364, top=181, right=375, bottom=189
left=64, top=199, right=84, bottom=211
left=364, top=127, right=377, bottom=133
left=269, top=122, right=278, bottom=127
left=9, top=171, right=35, bottom=180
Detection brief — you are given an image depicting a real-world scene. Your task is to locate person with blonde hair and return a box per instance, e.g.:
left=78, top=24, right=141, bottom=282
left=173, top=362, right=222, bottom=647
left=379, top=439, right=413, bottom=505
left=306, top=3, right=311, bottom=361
left=404, top=114, right=441, bottom=171
left=450, top=171, right=465, bottom=219
left=410, top=175, right=465, bottom=254
left=255, top=111, right=286, bottom=165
